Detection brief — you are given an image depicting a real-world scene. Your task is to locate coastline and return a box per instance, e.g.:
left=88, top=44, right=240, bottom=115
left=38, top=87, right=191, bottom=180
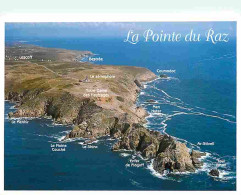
left=5, top=44, right=206, bottom=176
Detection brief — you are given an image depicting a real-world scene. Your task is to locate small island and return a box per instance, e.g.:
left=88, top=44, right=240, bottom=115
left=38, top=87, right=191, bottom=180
left=159, top=74, right=168, bottom=78
left=5, top=44, right=205, bottom=175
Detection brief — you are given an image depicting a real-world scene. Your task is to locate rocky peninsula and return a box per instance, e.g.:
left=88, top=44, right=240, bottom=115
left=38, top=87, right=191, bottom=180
left=5, top=44, right=205, bottom=175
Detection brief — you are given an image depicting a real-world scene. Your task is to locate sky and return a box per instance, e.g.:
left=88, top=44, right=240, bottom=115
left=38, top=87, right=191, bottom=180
left=5, top=22, right=236, bottom=39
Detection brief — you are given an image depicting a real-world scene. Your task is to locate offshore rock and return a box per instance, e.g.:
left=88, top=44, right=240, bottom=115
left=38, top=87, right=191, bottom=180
left=112, top=124, right=162, bottom=158
left=153, top=136, right=195, bottom=173
left=8, top=112, right=14, bottom=118
left=5, top=45, right=205, bottom=175
left=191, top=150, right=206, bottom=168
left=209, top=169, right=220, bottom=177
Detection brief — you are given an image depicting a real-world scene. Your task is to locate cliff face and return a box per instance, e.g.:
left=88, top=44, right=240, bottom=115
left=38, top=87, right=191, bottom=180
left=6, top=44, right=156, bottom=123
left=5, top=45, right=205, bottom=175
left=112, top=123, right=204, bottom=173
left=65, top=100, right=117, bottom=138
left=6, top=90, right=83, bottom=124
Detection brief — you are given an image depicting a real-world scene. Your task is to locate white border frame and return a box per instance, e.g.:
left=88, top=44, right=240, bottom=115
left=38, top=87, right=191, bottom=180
left=0, top=12, right=240, bottom=195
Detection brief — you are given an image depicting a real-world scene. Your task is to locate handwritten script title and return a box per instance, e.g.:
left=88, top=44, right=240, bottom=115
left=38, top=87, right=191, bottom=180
left=124, top=28, right=229, bottom=45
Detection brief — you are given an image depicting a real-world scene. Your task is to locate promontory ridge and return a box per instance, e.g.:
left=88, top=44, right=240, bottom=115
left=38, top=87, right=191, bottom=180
left=5, top=44, right=205, bottom=175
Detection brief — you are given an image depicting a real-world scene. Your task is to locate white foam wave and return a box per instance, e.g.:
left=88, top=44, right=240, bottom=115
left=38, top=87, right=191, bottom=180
left=140, top=77, right=236, bottom=182
left=58, top=136, right=66, bottom=142
left=120, top=153, right=131, bottom=157
left=78, top=142, right=87, bottom=145
left=146, top=160, right=183, bottom=181
left=9, top=105, right=16, bottom=110
left=61, top=137, right=86, bottom=143
left=147, top=160, right=168, bottom=179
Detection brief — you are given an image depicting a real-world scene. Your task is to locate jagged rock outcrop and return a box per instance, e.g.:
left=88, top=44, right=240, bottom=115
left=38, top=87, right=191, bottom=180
left=5, top=45, right=205, bottom=176
left=7, top=90, right=206, bottom=175
left=6, top=91, right=82, bottom=124
left=153, top=139, right=195, bottom=173
left=112, top=123, right=205, bottom=174
left=7, top=87, right=205, bottom=175
left=7, top=91, right=24, bottom=102
left=209, top=169, right=219, bottom=177
left=64, top=100, right=118, bottom=139
left=134, top=79, right=143, bottom=88
left=191, top=150, right=206, bottom=168
left=112, top=124, right=161, bottom=157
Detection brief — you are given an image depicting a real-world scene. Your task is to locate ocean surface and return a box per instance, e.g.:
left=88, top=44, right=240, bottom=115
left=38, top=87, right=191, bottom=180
left=5, top=37, right=236, bottom=190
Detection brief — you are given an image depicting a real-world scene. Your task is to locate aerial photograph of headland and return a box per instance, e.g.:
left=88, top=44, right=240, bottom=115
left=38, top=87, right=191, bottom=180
left=4, top=22, right=236, bottom=190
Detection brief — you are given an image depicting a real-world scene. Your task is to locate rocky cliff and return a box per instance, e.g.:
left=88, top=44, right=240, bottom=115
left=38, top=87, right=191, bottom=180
left=112, top=123, right=204, bottom=173
left=5, top=45, right=205, bottom=175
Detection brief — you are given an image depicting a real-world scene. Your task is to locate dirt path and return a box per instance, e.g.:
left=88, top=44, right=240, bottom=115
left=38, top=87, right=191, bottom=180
left=29, top=61, right=80, bottom=81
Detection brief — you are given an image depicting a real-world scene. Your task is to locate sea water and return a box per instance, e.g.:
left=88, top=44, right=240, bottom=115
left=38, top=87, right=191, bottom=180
left=5, top=37, right=236, bottom=190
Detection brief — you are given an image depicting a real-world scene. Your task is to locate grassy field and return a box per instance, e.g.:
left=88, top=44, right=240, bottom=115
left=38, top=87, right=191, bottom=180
left=5, top=44, right=156, bottom=124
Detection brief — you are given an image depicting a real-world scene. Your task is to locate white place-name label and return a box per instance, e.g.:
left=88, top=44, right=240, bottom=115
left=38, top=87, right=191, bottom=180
left=51, top=143, right=67, bottom=152
left=157, top=69, right=176, bottom=73
left=125, top=158, right=145, bottom=168
left=90, top=75, right=115, bottom=79
left=82, top=145, right=98, bottom=149
left=83, top=88, right=109, bottom=98
left=88, top=57, right=103, bottom=62
left=197, top=142, right=215, bottom=146
left=19, top=55, right=33, bottom=60
left=151, top=105, right=161, bottom=113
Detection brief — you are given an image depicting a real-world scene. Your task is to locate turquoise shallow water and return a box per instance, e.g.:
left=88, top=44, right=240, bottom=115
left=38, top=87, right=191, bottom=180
left=5, top=34, right=236, bottom=190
